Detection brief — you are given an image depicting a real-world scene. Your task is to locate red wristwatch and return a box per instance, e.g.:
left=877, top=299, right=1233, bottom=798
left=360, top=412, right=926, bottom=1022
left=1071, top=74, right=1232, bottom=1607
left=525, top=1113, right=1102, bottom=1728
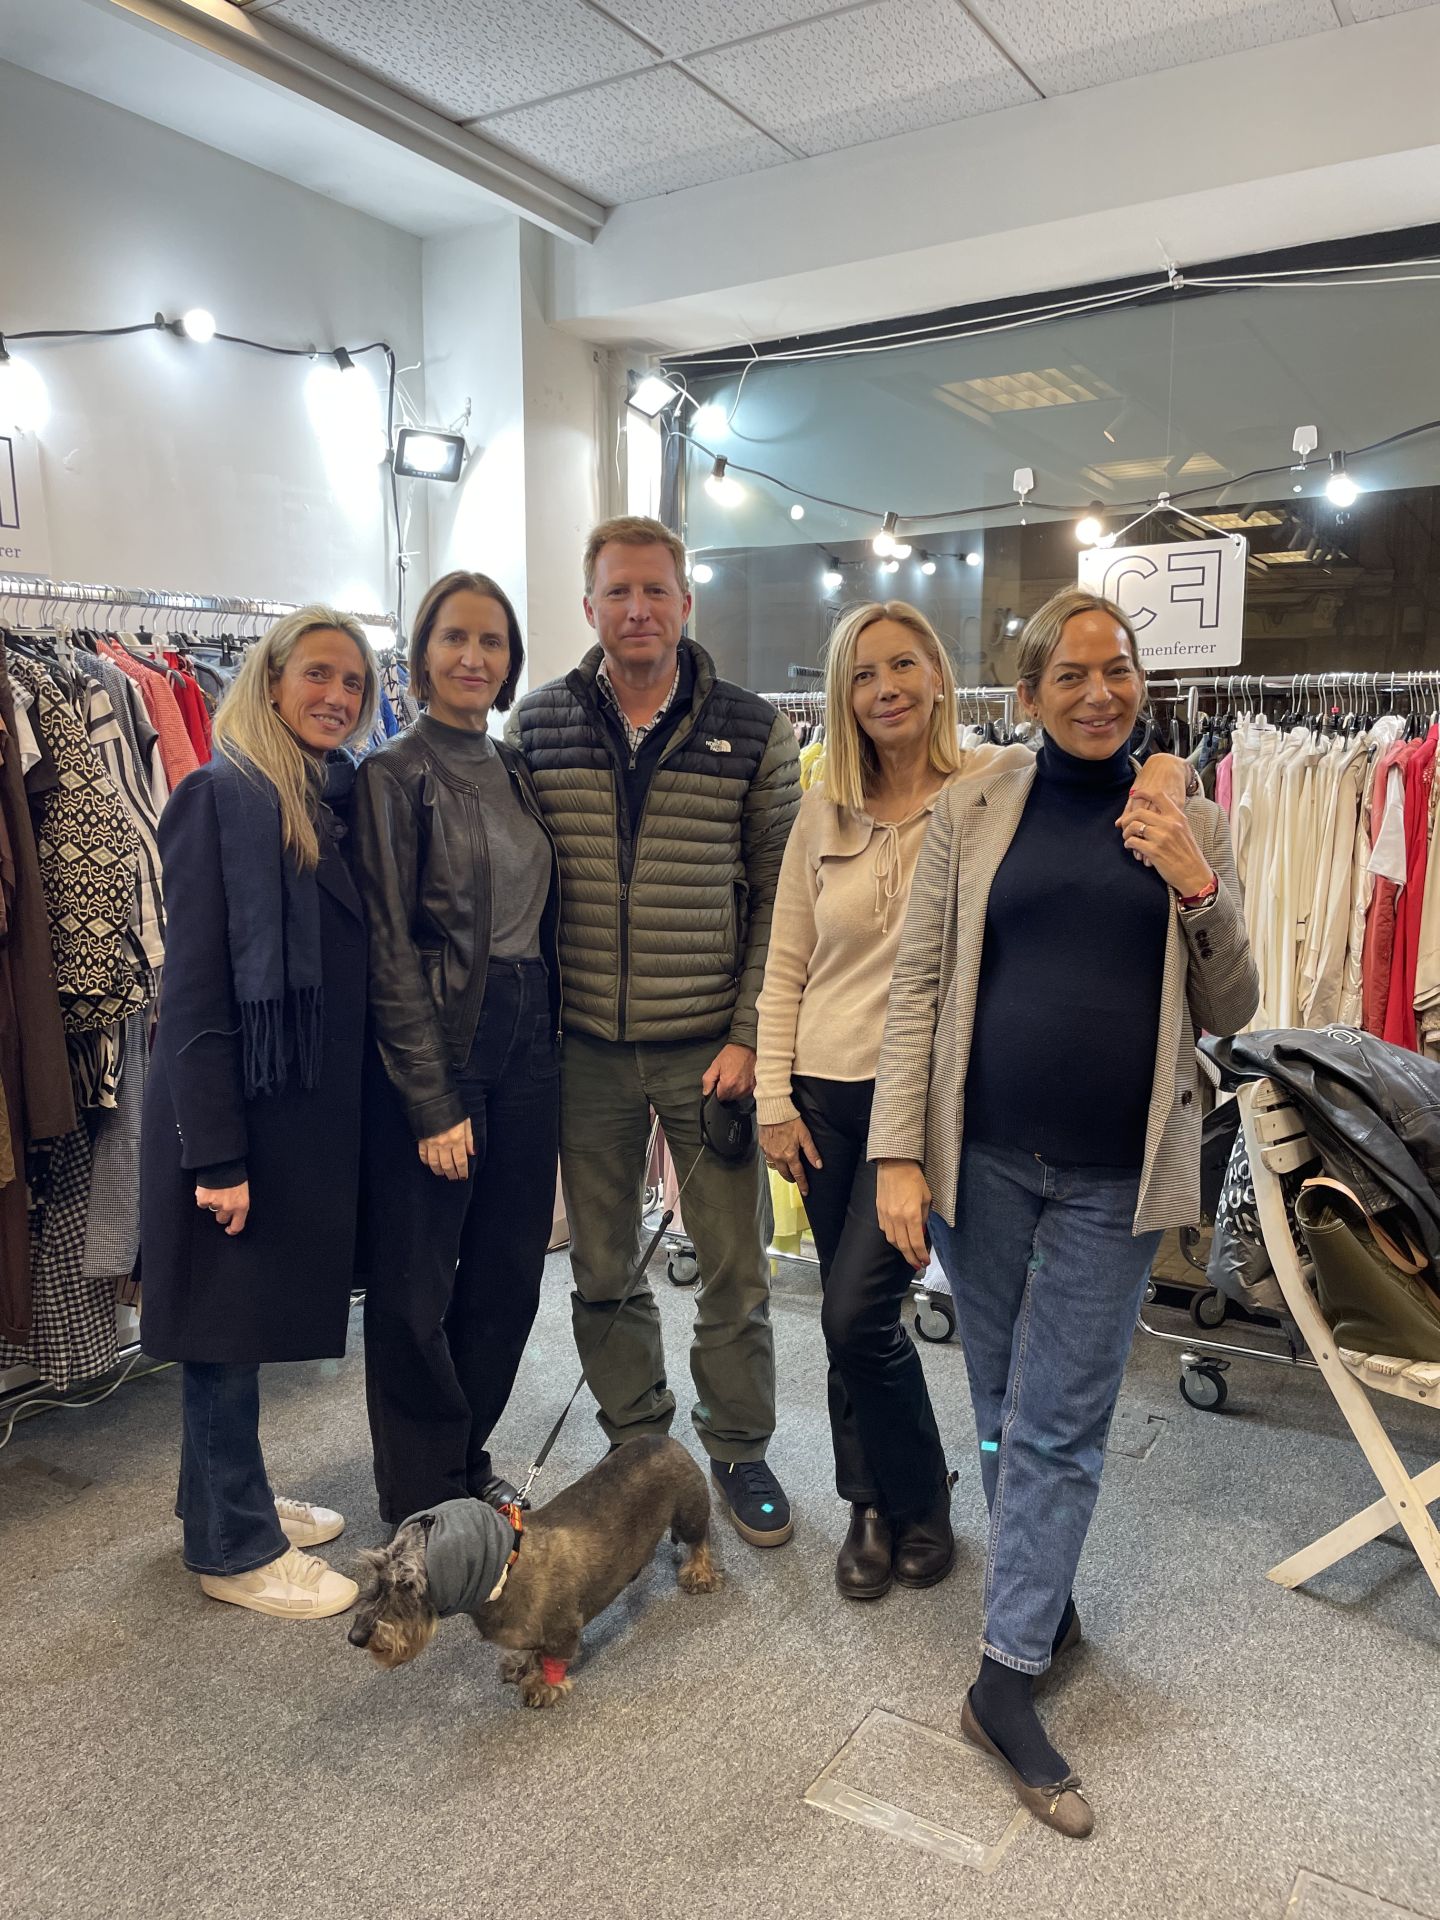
left=1177, top=873, right=1219, bottom=911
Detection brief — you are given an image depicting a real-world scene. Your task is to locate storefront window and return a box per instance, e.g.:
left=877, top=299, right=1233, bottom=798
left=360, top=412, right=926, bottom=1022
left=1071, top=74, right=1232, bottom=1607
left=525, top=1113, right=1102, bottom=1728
left=675, top=264, right=1440, bottom=693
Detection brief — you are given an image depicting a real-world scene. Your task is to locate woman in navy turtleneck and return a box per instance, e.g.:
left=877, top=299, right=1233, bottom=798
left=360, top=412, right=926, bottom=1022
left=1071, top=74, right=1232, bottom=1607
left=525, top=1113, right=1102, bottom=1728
left=869, top=588, right=1258, bottom=1838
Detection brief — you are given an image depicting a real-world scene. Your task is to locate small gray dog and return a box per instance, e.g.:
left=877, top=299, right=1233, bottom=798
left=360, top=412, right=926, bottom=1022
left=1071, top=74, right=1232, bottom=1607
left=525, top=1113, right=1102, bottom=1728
left=348, top=1435, right=721, bottom=1706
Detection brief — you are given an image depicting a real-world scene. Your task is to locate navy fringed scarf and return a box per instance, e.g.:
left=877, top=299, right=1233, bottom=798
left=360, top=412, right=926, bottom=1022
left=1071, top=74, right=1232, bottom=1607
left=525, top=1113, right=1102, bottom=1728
left=208, top=750, right=355, bottom=1100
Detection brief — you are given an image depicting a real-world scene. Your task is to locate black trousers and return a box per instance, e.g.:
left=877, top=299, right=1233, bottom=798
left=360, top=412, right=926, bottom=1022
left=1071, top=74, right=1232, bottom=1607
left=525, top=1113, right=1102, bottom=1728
left=363, top=960, right=560, bottom=1524
left=792, top=1075, right=948, bottom=1521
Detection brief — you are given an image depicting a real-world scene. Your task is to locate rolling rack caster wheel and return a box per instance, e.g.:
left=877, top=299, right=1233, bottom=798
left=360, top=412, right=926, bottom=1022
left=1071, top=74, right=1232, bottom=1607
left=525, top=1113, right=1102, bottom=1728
left=1189, top=1287, right=1229, bottom=1331
left=666, top=1242, right=699, bottom=1288
left=1179, top=1355, right=1230, bottom=1412
left=913, top=1292, right=956, bottom=1343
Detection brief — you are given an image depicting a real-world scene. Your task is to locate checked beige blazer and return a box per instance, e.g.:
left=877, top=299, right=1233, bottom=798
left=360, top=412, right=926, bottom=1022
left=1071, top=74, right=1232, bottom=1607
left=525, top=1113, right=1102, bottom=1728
left=867, top=750, right=1259, bottom=1235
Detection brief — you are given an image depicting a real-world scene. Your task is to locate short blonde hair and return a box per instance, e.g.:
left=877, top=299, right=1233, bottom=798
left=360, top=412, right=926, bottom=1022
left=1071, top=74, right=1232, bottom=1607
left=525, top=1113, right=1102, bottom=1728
left=212, top=606, right=378, bottom=870
left=820, top=601, right=962, bottom=814
left=1015, top=588, right=1145, bottom=695
left=583, top=515, right=689, bottom=598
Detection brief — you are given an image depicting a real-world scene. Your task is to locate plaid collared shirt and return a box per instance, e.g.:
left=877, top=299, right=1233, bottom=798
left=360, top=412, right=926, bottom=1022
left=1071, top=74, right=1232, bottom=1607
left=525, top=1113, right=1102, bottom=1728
left=597, top=657, right=682, bottom=757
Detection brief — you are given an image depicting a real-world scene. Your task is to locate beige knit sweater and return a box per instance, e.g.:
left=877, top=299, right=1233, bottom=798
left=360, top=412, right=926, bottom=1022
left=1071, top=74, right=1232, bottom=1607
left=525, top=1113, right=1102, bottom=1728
left=756, top=753, right=1012, bottom=1124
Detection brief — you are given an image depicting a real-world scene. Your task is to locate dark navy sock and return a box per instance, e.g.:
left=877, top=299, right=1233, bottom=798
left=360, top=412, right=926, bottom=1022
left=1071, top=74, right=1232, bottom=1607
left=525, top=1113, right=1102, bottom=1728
left=970, top=1656, right=1071, bottom=1787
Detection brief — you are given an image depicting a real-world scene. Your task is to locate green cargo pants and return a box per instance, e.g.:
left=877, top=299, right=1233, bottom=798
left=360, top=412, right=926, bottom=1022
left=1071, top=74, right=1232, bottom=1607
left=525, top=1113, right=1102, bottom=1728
left=559, top=1031, right=776, bottom=1460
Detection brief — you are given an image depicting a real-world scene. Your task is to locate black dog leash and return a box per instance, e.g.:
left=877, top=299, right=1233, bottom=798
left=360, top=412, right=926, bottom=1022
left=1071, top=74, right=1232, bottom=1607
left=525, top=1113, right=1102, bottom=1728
left=515, top=1094, right=753, bottom=1509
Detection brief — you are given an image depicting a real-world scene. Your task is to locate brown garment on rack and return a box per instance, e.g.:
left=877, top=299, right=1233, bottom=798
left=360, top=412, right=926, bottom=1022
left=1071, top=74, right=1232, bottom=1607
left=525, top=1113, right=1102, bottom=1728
left=0, top=641, right=79, bottom=1341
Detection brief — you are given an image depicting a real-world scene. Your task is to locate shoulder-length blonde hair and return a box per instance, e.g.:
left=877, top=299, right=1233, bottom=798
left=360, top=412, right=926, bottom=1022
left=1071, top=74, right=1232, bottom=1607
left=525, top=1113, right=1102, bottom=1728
left=211, top=604, right=378, bottom=870
left=820, top=601, right=962, bottom=813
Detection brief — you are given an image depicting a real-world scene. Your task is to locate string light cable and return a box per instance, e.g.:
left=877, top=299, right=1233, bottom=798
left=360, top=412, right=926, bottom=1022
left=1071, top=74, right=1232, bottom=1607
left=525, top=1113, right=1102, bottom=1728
left=670, top=408, right=1440, bottom=534
left=0, top=317, right=407, bottom=630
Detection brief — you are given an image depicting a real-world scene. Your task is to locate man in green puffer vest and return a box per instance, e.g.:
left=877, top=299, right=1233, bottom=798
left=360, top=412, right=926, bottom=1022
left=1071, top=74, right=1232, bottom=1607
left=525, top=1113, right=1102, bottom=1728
left=508, top=516, right=800, bottom=1547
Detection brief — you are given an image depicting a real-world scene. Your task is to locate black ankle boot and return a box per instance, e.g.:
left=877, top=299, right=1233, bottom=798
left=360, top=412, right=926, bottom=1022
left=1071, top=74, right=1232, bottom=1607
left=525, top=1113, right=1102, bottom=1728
left=892, top=1491, right=955, bottom=1588
left=835, top=1504, right=893, bottom=1600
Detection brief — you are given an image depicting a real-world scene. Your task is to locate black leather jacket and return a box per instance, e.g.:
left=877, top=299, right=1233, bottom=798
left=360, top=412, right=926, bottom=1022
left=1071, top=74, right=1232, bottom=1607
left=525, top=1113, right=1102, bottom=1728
left=352, top=727, right=561, bottom=1139
left=1204, top=1026, right=1440, bottom=1263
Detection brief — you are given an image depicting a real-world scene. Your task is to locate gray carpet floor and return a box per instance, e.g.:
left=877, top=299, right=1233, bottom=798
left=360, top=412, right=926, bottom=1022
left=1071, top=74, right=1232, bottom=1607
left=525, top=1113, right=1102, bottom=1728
left=5, top=1250, right=1439, bottom=1920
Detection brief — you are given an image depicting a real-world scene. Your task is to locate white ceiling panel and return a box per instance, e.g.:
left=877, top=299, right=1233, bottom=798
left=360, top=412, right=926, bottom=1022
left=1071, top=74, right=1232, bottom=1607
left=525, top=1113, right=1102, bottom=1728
left=475, top=64, right=793, bottom=203
left=1348, top=0, right=1440, bottom=18
left=688, top=0, right=1037, bottom=156
left=970, top=0, right=1339, bottom=96
left=601, top=1, right=849, bottom=57
left=261, top=0, right=655, bottom=119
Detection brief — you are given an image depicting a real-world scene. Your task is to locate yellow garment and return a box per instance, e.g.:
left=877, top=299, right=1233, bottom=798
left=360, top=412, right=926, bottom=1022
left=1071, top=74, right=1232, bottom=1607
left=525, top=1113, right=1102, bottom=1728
left=768, top=1166, right=811, bottom=1251
left=798, top=738, right=826, bottom=791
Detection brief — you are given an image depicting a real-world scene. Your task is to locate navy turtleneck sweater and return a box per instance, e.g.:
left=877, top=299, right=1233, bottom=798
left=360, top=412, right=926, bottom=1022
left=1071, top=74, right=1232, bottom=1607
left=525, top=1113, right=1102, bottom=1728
left=962, top=733, right=1170, bottom=1170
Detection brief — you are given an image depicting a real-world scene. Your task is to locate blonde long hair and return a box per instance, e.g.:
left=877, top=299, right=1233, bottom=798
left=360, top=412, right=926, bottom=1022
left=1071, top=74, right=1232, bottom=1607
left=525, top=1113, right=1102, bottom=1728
left=820, top=601, right=962, bottom=813
left=211, top=605, right=378, bottom=869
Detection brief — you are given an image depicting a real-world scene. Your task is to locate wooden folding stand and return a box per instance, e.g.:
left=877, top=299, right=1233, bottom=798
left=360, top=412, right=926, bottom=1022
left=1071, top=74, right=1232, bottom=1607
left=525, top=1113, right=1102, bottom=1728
left=1238, top=1078, right=1440, bottom=1599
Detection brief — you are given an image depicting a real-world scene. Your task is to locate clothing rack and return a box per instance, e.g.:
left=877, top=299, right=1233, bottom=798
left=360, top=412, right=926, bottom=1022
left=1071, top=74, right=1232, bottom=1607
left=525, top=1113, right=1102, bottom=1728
left=0, top=574, right=397, bottom=637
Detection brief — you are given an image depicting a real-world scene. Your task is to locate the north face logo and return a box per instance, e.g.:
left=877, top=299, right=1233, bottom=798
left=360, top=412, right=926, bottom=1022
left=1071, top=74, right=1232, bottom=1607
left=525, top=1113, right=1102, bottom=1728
left=706, top=737, right=732, bottom=754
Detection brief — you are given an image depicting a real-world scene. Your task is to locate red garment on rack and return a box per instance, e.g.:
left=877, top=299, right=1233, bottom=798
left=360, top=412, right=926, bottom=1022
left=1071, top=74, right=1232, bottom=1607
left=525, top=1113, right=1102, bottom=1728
left=99, top=641, right=199, bottom=790
left=1361, top=737, right=1413, bottom=1037
left=165, top=653, right=212, bottom=762
left=1383, top=725, right=1438, bottom=1053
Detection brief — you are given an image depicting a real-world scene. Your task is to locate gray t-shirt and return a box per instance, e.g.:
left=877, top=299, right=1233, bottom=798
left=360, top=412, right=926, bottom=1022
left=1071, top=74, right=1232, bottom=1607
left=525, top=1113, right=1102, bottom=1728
left=417, top=714, right=550, bottom=960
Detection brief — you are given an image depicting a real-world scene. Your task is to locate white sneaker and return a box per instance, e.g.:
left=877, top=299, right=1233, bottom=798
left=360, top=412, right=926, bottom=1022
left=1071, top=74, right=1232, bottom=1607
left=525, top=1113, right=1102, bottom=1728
left=274, top=1496, right=345, bottom=1549
left=199, top=1546, right=357, bottom=1619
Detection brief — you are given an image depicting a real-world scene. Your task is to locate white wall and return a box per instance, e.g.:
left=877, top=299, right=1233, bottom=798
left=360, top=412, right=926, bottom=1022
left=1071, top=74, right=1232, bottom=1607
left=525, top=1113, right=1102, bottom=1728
left=0, top=59, right=425, bottom=620
left=419, top=217, right=611, bottom=693
left=421, top=217, right=528, bottom=642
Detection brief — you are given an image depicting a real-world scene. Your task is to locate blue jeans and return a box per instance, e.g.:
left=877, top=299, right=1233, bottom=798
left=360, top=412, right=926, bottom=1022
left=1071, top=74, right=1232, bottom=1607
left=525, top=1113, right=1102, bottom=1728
left=176, top=1363, right=288, bottom=1576
left=932, top=1142, right=1161, bottom=1674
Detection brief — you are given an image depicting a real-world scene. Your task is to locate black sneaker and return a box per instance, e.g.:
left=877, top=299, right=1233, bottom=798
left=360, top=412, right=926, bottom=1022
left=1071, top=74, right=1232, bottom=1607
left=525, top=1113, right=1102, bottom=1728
left=710, top=1458, right=793, bottom=1547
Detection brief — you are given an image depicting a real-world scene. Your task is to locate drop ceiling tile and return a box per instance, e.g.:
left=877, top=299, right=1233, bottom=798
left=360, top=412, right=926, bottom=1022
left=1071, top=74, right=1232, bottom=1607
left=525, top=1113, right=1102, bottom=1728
left=602, top=1, right=848, bottom=57
left=688, top=0, right=1037, bottom=155
left=475, top=65, right=792, bottom=203
left=263, top=0, right=655, bottom=119
left=1348, top=0, right=1439, bottom=18
left=972, top=0, right=1338, bottom=96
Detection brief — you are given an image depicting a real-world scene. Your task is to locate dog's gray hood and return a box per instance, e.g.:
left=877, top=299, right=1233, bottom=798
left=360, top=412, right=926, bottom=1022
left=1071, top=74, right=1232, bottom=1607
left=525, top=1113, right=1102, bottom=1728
left=400, top=1497, right=516, bottom=1618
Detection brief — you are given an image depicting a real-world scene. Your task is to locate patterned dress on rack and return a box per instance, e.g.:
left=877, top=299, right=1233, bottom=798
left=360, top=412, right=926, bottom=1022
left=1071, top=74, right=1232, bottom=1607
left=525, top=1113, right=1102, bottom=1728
left=10, top=660, right=147, bottom=1107
left=0, top=1124, right=119, bottom=1390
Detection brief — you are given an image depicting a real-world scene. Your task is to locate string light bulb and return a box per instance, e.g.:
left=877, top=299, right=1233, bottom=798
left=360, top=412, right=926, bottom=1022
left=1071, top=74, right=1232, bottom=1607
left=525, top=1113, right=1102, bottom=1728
left=332, top=347, right=356, bottom=373
left=179, top=307, right=216, bottom=343
left=1325, top=452, right=1359, bottom=508
left=880, top=557, right=900, bottom=575
left=822, top=563, right=843, bottom=592
left=1075, top=502, right=1105, bottom=546
left=704, top=455, right=743, bottom=507
left=920, top=557, right=937, bottom=576
left=873, top=511, right=899, bottom=557
left=692, top=561, right=715, bottom=583
left=789, top=502, right=805, bottom=521
left=964, top=550, right=981, bottom=567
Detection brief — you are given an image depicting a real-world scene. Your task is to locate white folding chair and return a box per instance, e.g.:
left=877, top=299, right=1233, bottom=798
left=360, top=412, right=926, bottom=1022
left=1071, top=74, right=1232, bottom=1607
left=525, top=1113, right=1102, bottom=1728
left=1238, top=1077, right=1440, bottom=1598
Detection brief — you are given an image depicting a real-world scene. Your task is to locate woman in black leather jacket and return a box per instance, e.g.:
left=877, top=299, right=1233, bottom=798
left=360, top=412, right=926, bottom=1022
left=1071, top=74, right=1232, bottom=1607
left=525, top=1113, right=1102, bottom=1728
left=353, top=570, right=561, bottom=1527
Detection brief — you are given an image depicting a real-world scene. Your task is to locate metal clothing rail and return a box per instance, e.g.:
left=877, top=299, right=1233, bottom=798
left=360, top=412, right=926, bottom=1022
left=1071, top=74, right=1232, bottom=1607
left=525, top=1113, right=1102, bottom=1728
left=0, top=573, right=397, bottom=633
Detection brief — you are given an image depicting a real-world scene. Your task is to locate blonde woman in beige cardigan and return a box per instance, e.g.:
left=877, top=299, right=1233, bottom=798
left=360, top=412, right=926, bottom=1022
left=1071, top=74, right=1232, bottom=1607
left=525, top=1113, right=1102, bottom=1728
left=755, top=600, right=1189, bottom=1606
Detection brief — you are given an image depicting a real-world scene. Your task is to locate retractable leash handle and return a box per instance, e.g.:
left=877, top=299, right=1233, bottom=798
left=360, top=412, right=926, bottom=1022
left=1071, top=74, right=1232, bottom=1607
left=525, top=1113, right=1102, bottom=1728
left=516, top=1204, right=677, bottom=1509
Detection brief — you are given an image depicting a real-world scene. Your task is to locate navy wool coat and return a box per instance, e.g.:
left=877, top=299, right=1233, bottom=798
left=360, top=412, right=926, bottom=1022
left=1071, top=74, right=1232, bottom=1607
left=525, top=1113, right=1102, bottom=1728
left=139, top=763, right=367, bottom=1363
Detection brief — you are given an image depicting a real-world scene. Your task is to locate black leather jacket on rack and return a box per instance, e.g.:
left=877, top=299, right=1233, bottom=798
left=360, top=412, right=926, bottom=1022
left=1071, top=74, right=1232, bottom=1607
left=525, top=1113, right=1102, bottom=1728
left=352, top=729, right=562, bottom=1140
left=1203, top=1026, right=1440, bottom=1264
